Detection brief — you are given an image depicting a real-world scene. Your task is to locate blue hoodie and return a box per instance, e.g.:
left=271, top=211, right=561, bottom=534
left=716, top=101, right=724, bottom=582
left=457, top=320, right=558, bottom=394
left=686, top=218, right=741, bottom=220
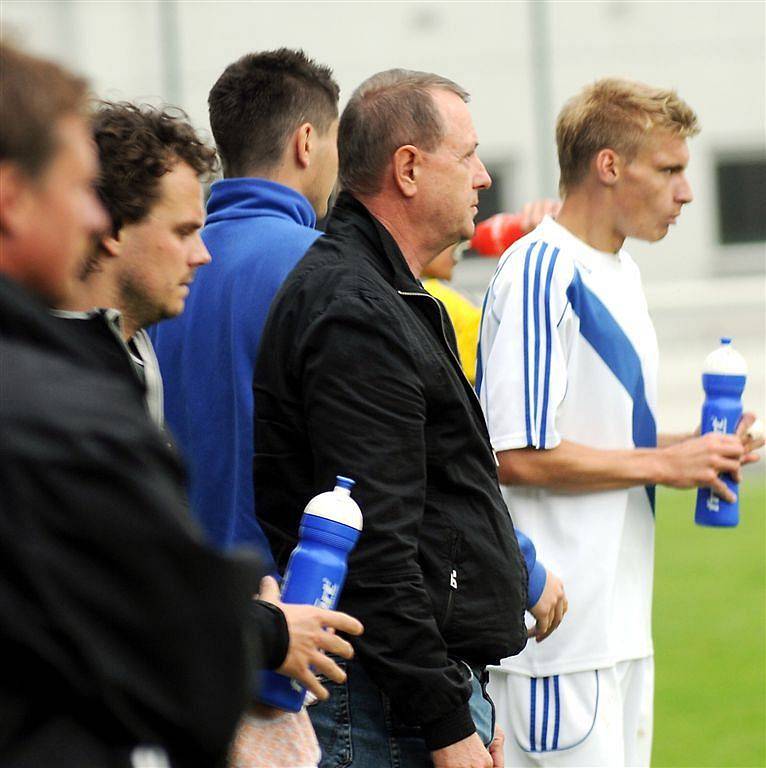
left=151, top=178, right=320, bottom=564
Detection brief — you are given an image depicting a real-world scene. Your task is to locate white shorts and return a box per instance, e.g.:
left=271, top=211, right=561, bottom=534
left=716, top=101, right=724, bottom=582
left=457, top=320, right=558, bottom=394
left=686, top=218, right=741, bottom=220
left=487, top=657, right=653, bottom=767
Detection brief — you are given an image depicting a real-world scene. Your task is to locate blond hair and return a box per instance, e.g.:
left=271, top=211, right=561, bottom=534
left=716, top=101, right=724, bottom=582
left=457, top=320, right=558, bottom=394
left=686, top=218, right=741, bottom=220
left=556, top=77, right=700, bottom=195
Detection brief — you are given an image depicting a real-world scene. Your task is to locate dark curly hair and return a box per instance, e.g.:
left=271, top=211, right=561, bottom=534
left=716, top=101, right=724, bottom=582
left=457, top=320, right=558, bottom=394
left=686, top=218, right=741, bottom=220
left=91, top=102, right=218, bottom=233
left=209, top=48, right=339, bottom=178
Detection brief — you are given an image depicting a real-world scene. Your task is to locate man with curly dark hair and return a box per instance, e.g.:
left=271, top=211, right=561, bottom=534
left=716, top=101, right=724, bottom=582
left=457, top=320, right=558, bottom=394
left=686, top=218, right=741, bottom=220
left=54, top=102, right=216, bottom=426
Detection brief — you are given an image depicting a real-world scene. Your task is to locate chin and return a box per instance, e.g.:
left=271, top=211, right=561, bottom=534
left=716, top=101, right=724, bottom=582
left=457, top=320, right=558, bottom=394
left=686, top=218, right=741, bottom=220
left=460, top=221, right=476, bottom=241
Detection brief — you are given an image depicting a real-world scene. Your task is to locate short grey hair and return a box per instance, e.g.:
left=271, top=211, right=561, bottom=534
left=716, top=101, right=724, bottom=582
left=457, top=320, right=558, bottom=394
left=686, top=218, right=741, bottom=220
left=338, top=69, right=469, bottom=197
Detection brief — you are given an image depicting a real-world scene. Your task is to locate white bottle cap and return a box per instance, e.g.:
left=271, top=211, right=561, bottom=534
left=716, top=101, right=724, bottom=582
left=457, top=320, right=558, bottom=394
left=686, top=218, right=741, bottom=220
left=303, top=476, right=363, bottom=531
left=703, top=337, right=747, bottom=376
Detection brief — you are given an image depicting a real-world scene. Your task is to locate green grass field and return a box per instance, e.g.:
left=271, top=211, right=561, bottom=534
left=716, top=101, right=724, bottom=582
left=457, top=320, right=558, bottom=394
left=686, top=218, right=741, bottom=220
left=653, top=475, right=766, bottom=767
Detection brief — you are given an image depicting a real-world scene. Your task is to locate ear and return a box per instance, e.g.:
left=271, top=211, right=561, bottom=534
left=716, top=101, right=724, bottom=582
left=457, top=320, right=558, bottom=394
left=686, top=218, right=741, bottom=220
left=100, top=231, right=122, bottom=258
left=594, top=148, right=621, bottom=187
left=294, top=122, right=313, bottom=170
left=392, top=145, right=420, bottom=198
left=0, top=163, right=33, bottom=236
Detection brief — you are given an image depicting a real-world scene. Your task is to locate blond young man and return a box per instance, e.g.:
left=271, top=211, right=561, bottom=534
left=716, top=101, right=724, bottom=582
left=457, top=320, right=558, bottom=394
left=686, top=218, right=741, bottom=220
left=477, top=78, right=762, bottom=767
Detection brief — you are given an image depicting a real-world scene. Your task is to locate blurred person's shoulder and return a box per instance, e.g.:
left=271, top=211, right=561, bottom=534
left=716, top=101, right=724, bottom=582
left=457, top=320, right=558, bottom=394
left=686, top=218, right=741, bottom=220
left=0, top=278, right=180, bottom=477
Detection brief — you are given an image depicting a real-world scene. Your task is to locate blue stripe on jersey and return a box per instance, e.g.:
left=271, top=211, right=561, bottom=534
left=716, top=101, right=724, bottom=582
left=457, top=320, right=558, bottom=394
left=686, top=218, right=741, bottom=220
left=539, top=248, right=560, bottom=448
left=475, top=288, right=491, bottom=396
left=529, top=677, right=537, bottom=751
left=566, top=268, right=657, bottom=510
left=522, top=243, right=536, bottom=445
left=532, top=243, right=548, bottom=436
left=541, top=676, right=550, bottom=750
left=553, top=675, right=561, bottom=749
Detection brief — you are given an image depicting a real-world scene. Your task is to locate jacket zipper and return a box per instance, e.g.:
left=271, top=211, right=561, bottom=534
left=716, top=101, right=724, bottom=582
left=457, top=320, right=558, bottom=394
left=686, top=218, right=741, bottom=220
left=397, top=289, right=499, bottom=468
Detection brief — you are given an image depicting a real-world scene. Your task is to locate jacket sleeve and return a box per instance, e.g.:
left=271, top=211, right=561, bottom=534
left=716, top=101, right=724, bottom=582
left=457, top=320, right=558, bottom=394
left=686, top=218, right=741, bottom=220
left=515, top=529, right=547, bottom=609
left=0, top=405, right=266, bottom=766
left=294, top=293, right=474, bottom=751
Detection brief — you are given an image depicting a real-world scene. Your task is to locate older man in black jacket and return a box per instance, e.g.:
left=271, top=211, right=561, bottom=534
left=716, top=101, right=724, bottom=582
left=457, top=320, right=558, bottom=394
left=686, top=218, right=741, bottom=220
left=254, top=69, right=560, bottom=768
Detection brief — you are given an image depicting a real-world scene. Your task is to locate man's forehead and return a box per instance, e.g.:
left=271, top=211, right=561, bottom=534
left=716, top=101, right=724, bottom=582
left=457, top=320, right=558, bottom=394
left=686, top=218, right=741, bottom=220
left=640, top=129, right=690, bottom=164
left=431, top=88, right=477, bottom=145
left=53, top=114, right=99, bottom=172
left=154, top=161, right=204, bottom=211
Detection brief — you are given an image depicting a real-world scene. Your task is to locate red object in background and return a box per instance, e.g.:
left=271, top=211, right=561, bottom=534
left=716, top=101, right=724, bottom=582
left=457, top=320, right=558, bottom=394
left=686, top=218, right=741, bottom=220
left=470, top=213, right=525, bottom=256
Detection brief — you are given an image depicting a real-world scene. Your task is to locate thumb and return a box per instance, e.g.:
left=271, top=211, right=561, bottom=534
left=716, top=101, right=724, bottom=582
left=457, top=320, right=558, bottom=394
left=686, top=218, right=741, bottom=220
left=258, top=575, right=281, bottom=604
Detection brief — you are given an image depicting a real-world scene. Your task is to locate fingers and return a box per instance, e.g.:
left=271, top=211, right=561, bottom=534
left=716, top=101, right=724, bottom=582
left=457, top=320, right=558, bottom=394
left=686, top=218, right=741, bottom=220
left=489, top=725, right=506, bottom=768
left=714, top=456, right=744, bottom=477
left=309, top=651, right=348, bottom=684
left=736, top=412, right=755, bottom=437
left=711, top=434, right=745, bottom=457
left=257, top=575, right=280, bottom=603
left=322, top=610, right=364, bottom=637
left=519, top=199, right=561, bottom=232
left=711, top=476, right=736, bottom=503
left=553, top=593, right=567, bottom=629
left=316, top=629, right=355, bottom=660
left=293, top=667, right=330, bottom=702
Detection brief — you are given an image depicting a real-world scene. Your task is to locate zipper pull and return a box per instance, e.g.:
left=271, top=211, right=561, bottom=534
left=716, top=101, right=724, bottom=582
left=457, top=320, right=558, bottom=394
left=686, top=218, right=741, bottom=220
left=450, top=569, right=458, bottom=589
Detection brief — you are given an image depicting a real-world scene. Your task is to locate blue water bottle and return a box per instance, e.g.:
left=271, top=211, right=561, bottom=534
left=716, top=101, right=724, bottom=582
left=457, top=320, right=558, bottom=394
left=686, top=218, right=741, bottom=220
left=695, top=338, right=747, bottom=527
left=258, top=476, right=363, bottom=711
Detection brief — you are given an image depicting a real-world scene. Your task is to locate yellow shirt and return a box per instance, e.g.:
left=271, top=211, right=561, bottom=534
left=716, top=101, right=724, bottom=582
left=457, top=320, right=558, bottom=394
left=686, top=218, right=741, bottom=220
left=423, top=279, right=481, bottom=385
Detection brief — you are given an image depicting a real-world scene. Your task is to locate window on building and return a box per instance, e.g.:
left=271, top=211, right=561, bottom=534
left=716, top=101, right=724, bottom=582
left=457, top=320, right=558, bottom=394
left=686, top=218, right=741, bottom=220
left=716, top=155, right=766, bottom=245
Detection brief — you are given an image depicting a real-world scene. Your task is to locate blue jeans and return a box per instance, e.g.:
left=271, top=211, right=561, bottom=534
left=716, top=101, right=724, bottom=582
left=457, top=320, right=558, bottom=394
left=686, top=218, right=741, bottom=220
left=309, top=659, right=495, bottom=768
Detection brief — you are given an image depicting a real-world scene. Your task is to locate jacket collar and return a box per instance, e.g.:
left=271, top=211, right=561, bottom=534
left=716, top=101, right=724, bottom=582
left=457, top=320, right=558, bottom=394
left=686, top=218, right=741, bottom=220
left=327, top=192, right=426, bottom=293
left=205, top=177, right=317, bottom=229
left=0, top=275, right=96, bottom=367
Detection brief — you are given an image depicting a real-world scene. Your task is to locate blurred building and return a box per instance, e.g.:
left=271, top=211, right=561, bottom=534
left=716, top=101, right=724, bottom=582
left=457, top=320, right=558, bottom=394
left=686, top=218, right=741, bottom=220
left=5, top=0, right=764, bottom=432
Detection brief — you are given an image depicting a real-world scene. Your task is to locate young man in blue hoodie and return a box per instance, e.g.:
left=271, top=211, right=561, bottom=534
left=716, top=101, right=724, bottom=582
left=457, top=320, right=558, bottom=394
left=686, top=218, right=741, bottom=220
left=151, top=49, right=340, bottom=562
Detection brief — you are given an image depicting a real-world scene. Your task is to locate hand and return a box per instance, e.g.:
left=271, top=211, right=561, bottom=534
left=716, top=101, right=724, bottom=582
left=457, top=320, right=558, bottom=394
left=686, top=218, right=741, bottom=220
left=659, top=432, right=744, bottom=500
left=529, top=570, right=567, bottom=643
left=488, top=726, right=505, bottom=767
left=736, top=412, right=764, bottom=466
left=258, top=576, right=363, bottom=701
left=518, top=198, right=562, bottom=233
left=432, top=733, right=493, bottom=767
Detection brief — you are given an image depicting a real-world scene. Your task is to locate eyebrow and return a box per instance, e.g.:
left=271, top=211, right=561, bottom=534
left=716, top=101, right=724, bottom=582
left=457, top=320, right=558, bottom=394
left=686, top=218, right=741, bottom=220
left=176, top=220, right=204, bottom=233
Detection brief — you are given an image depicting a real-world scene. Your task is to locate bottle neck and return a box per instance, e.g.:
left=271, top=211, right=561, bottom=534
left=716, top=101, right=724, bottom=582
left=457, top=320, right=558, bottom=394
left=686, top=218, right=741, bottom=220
left=300, top=514, right=360, bottom=552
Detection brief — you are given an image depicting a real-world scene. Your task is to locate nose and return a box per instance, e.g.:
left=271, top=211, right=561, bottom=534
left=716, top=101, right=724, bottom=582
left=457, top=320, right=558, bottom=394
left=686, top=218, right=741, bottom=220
left=190, top=234, right=212, bottom=267
left=474, top=155, right=492, bottom=190
left=675, top=173, right=693, bottom=205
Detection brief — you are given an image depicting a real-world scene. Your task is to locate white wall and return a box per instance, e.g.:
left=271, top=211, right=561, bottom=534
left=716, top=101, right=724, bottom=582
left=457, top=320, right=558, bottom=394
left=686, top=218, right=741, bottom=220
left=5, top=0, right=764, bottom=281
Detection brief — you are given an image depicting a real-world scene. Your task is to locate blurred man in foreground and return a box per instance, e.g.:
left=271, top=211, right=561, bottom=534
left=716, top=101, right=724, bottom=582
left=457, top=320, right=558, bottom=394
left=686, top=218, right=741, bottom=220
left=254, top=68, right=562, bottom=768
left=0, top=44, right=360, bottom=768
left=53, top=102, right=217, bottom=427
left=477, top=77, right=763, bottom=766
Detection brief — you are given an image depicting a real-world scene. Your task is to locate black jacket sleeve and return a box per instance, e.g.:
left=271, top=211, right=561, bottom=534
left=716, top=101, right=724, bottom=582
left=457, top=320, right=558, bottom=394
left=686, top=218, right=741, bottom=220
left=0, top=366, right=266, bottom=767
left=293, top=293, right=474, bottom=750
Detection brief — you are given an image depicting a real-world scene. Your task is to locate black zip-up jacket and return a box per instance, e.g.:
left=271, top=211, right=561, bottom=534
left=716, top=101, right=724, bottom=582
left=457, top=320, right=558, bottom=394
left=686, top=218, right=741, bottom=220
left=254, top=193, right=528, bottom=750
left=0, top=276, right=287, bottom=767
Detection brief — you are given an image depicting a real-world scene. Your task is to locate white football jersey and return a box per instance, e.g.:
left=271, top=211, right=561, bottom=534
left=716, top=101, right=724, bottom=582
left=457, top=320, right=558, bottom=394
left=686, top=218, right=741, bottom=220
left=478, top=215, right=659, bottom=676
